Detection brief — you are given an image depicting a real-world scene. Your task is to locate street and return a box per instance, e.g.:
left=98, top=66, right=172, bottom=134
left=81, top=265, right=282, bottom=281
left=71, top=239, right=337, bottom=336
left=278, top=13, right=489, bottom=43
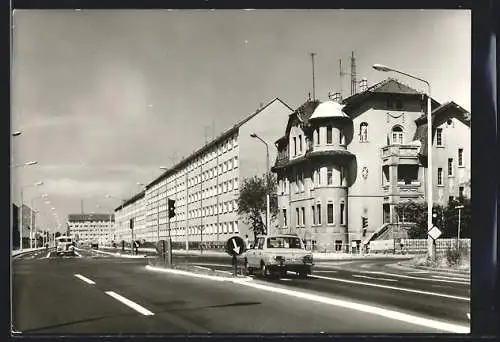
left=12, top=248, right=469, bottom=334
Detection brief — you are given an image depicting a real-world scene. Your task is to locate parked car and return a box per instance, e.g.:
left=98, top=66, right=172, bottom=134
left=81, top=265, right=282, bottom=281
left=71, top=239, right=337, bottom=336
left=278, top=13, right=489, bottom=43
left=243, top=234, right=314, bottom=278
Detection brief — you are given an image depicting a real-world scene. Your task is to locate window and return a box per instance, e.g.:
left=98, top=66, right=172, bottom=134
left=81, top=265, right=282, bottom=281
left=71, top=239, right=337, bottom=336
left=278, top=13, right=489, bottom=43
left=335, top=240, right=343, bottom=252
left=327, top=203, right=334, bottom=224
left=317, top=168, right=322, bottom=185
left=301, top=207, right=305, bottom=226
left=283, top=209, right=287, bottom=227
left=314, top=128, right=319, bottom=145
left=436, top=128, right=443, bottom=146
left=293, top=137, right=297, bottom=155
left=448, top=158, right=454, bottom=176
left=437, top=168, right=443, bottom=185
left=339, top=130, right=344, bottom=144
left=316, top=203, right=321, bottom=225
left=234, top=178, right=238, bottom=189
left=312, top=206, right=316, bottom=225
left=296, top=208, right=300, bottom=226
left=234, top=156, right=238, bottom=168
left=327, top=126, right=333, bottom=144
left=340, top=202, right=345, bottom=225
left=391, top=126, right=403, bottom=145
left=327, top=167, right=333, bottom=185
left=299, top=135, right=302, bottom=152
left=458, top=148, right=464, bottom=166
left=360, top=122, right=368, bottom=142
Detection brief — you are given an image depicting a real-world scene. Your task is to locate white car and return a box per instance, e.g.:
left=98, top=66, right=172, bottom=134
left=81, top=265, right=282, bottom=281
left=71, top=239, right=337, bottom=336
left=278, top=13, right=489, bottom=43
left=244, top=234, right=314, bottom=278
left=56, top=236, right=75, bottom=256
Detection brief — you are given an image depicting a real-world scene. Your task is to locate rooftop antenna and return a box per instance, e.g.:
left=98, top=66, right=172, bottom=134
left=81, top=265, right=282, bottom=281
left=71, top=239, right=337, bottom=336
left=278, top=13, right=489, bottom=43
left=339, top=58, right=347, bottom=101
left=350, top=51, right=357, bottom=95
left=310, top=52, right=316, bottom=101
left=203, top=125, right=211, bottom=144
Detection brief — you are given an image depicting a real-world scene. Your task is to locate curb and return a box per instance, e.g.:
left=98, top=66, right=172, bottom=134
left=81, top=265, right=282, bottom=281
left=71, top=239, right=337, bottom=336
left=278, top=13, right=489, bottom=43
left=397, top=262, right=470, bottom=275
left=80, top=248, right=148, bottom=259
left=145, top=264, right=253, bottom=283
left=11, top=247, right=48, bottom=257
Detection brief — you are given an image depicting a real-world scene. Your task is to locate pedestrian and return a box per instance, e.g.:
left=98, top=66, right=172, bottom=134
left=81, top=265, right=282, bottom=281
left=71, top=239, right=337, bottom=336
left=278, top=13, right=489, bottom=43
left=244, top=234, right=250, bottom=251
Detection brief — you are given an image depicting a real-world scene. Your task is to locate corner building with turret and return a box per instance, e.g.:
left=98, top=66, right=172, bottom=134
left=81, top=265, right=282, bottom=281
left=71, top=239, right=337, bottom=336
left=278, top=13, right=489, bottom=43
left=272, top=78, right=470, bottom=252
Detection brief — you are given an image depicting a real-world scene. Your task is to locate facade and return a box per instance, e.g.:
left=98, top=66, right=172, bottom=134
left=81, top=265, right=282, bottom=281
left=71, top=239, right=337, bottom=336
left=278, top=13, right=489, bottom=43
left=272, top=78, right=471, bottom=252
left=113, top=191, right=147, bottom=243
left=114, top=98, right=294, bottom=248
left=67, top=213, right=114, bottom=245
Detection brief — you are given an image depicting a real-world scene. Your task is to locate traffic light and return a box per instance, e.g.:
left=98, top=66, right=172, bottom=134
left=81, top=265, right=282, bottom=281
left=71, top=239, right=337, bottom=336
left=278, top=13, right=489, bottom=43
left=168, top=199, right=176, bottom=218
left=431, top=209, right=438, bottom=225
left=362, top=216, right=368, bottom=237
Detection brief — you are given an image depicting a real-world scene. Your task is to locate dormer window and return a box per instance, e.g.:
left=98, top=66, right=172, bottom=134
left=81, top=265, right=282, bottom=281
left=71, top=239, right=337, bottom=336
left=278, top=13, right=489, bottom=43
left=314, top=128, right=319, bottom=145
left=327, top=126, right=333, bottom=144
left=391, top=126, right=404, bottom=145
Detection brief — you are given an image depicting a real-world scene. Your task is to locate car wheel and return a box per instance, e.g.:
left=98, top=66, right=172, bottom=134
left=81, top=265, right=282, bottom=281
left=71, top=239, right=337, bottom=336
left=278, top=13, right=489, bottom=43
left=298, top=269, right=309, bottom=278
left=260, top=262, right=270, bottom=278
left=279, top=269, right=287, bottom=278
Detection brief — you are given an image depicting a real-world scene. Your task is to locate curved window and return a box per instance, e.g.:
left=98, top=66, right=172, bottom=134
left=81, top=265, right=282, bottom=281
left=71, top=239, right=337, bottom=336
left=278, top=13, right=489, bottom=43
left=391, top=126, right=404, bottom=145
left=360, top=122, right=368, bottom=142
left=314, top=128, right=319, bottom=145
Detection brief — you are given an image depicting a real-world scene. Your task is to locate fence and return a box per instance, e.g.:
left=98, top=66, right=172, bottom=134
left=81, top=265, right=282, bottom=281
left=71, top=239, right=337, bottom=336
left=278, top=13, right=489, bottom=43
left=368, top=238, right=471, bottom=254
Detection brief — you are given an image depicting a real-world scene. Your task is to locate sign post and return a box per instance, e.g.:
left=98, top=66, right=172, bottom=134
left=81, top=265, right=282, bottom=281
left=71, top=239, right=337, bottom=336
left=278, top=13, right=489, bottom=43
left=225, top=236, right=245, bottom=277
left=455, top=205, right=464, bottom=249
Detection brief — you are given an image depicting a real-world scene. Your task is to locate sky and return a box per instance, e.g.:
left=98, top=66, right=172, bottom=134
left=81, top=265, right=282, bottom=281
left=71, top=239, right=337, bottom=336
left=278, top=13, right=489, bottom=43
left=11, top=9, right=471, bottom=232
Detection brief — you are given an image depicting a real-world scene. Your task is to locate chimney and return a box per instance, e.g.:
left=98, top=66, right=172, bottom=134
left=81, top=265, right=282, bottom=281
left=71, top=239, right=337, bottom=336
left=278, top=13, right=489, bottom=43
left=328, top=92, right=342, bottom=103
left=359, top=77, right=368, bottom=92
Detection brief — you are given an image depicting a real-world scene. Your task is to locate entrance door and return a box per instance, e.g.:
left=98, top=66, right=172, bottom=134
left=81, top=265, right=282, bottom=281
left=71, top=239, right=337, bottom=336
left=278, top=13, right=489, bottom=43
left=383, top=204, right=391, bottom=224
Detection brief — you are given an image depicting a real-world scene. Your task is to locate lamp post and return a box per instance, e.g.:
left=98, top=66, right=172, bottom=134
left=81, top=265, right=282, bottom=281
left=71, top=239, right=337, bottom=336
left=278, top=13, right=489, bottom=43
left=11, top=161, right=38, bottom=168
left=20, top=181, right=44, bottom=250
left=455, top=204, right=464, bottom=249
left=250, top=133, right=271, bottom=235
left=29, top=193, right=48, bottom=248
left=372, top=64, right=434, bottom=261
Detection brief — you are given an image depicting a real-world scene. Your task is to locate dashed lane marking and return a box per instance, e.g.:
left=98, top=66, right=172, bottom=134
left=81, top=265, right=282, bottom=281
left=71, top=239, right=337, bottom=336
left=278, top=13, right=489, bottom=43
left=193, top=265, right=211, bottom=270
left=352, top=274, right=398, bottom=282
left=74, top=274, right=96, bottom=285
left=311, top=274, right=469, bottom=301
left=431, top=275, right=469, bottom=281
left=105, top=291, right=154, bottom=316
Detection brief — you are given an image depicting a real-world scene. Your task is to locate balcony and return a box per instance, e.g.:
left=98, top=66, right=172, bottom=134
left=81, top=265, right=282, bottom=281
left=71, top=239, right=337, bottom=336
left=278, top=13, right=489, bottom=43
left=381, top=145, right=420, bottom=166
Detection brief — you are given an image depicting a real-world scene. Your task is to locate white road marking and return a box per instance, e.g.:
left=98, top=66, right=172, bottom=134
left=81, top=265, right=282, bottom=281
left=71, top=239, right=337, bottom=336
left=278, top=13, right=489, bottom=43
left=145, top=265, right=253, bottom=283
left=105, top=291, right=154, bottom=316
left=316, top=270, right=338, bottom=273
left=74, top=250, right=82, bottom=258
left=231, top=279, right=469, bottom=333
left=311, top=275, right=469, bottom=301
left=193, top=265, right=211, bottom=270
left=352, top=275, right=398, bottom=282
left=467, top=313, right=470, bottom=320
left=408, top=271, right=429, bottom=274
left=281, top=279, right=292, bottom=281
left=361, top=271, right=469, bottom=285
left=74, top=274, right=96, bottom=285
left=431, top=275, right=469, bottom=281
left=45, top=252, right=51, bottom=259
left=215, top=270, right=232, bottom=275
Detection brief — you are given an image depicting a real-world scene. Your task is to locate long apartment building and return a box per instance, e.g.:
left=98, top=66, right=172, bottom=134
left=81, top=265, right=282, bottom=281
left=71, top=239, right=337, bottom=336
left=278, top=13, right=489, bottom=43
left=67, top=213, right=114, bottom=245
left=113, top=191, right=147, bottom=243
left=114, top=98, right=294, bottom=248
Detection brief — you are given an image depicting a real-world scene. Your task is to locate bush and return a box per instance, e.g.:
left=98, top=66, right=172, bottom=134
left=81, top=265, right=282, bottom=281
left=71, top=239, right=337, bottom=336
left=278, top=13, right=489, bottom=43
left=445, top=246, right=469, bottom=267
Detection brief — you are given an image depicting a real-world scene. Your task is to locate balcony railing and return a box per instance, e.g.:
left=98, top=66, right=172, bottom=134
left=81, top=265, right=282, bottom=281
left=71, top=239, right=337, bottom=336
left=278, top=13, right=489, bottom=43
left=381, top=145, right=420, bottom=159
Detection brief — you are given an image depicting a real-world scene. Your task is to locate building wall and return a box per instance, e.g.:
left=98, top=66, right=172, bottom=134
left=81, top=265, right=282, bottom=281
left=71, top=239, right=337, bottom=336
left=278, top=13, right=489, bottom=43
left=431, top=117, right=471, bottom=204
left=115, top=196, right=146, bottom=242
left=68, top=219, right=114, bottom=244
left=346, top=97, right=425, bottom=241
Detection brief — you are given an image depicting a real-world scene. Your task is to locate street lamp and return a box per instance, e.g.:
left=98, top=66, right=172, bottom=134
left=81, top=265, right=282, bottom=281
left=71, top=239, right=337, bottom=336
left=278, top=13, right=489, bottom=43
left=11, top=160, right=38, bottom=168
left=372, top=63, right=434, bottom=261
left=19, top=181, right=44, bottom=251
left=250, top=133, right=271, bottom=235
left=29, top=193, right=48, bottom=248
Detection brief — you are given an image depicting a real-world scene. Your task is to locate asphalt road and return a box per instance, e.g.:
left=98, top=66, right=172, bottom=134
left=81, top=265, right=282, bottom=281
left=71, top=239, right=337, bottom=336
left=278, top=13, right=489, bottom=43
left=11, top=248, right=469, bottom=335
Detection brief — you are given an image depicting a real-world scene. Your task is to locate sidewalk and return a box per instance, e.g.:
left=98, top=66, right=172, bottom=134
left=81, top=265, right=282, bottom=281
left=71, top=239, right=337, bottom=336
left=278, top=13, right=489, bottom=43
left=12, top=247, right=48, bottom=257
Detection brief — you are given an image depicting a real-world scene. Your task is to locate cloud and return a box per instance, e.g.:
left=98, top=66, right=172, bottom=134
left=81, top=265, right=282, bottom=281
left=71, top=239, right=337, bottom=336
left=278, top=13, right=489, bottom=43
left=42, top=178, right=131, bottom=197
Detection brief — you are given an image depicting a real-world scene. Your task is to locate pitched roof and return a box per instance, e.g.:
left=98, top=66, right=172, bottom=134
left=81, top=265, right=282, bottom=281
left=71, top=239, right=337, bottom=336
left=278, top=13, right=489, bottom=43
left=412, top=101, right=470, bottom=157
left=146, top=97, right=293, bottom=189
left=309, top=100, right=350, bottom=120
left=68, top=213, right=114, bottom=222
left=342, top=77, right=440, bottom=110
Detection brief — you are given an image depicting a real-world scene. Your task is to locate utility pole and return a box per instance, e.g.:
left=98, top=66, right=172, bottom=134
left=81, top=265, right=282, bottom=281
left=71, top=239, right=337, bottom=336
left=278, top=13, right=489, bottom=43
left=310, top=52, right=316, bottom=101
left=350, top=51, right=357, bottom=95
left=455, top=205, right=464, bottom=249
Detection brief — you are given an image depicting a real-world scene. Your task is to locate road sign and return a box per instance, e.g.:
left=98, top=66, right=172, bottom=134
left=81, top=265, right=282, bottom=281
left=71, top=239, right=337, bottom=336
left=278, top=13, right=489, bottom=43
left=427, top=225, right=442, bottom=240
left=225, top=236, right=245, bottom=256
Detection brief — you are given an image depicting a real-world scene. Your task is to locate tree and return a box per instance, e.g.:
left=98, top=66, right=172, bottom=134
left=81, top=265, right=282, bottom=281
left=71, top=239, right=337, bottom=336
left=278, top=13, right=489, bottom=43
left=443, top=198, right=471, bottom=238
left=394, top=201, right=445, bottom=239
left=237, top=173, right=279, bottom=241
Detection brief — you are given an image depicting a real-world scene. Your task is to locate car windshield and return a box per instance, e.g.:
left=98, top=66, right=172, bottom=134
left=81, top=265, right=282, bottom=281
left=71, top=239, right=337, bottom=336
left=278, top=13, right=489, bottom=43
left=266, top=237, right=302, bottom=249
